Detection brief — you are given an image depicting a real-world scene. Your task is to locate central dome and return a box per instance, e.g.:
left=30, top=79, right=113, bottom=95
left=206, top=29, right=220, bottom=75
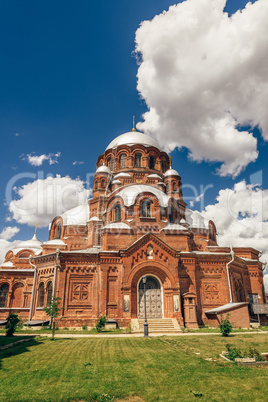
left=105, top=131, right=162, bottom=152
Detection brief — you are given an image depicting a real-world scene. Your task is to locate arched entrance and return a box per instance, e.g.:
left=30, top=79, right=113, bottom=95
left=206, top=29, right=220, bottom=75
left=138, top=275, right=163, bottom=319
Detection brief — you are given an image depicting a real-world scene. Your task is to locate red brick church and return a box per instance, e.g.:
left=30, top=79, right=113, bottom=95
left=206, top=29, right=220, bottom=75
left=0, top=127, right=267, bottom=330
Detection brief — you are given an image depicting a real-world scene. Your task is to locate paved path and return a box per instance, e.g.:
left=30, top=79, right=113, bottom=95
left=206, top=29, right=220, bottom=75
left=5, top=331, right=268, bottom=338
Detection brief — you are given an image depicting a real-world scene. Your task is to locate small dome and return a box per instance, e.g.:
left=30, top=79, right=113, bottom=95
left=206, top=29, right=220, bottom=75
left=12, top=233, right=43, bottom=256
left=163, top=168, right=180, bottom=177
left=95, top=164, right=111, bottom=175
left=106, top=131, right=162, bottom=152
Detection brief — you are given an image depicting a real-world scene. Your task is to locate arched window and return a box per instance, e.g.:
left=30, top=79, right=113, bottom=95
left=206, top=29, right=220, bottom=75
left=166, top=183, right=169, bottom=192
left=172, top=182, right=176, bottom=191
left=120, top=154, right=127, bottom=168
left=114, top=204, right=121, bottom=221
left=55, top=223, right=61, bottom=239
left=161, top=160, right=166, bottom=173
left=38, top=282, right=45, bottom=307
left=135, top=153, right=142, bottom=168
left=47, top=281, right=53, bottom=306
left=11, top=283, right=23, bottom=308
left=108, top=158, right=113, bottom=171
left=101, top=179, right=105, bottom=188
left=0, top=284, right=9, bottom=307
left=149, top=156, right=155, bottom=169
left=142, top=200, right=151, bottom=217
left=95, top=180, right=98, bottom=190
left=168, top=206, right=175, bottom=223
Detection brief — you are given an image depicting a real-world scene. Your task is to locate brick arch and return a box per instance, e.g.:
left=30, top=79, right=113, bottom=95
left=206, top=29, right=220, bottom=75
left=11, top=282, right=24, bottom=308
left=127, top=261, right=179, bottom=318
left=126, top=260, right=177, bottom=289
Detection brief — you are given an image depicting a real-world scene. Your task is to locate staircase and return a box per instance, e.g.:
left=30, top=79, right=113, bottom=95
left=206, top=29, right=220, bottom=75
left=131, top=318, right=182, bottom=334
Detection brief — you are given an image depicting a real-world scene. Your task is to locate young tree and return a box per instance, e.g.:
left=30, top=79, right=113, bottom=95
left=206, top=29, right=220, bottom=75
left=5, top=313, right=20, bottom=337
left=43, top=297, right=61, bottom=340
left=219, top=314, right=233, bottom=337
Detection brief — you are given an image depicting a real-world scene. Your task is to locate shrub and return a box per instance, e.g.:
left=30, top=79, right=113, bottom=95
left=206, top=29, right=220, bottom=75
left=219, top=315, right=232, bottom=337
left=247, top=347, right=265, bottom=361
left=226, top=344, right=242, bottom=361
left=96, top=315, right=107, bottom=332
left=5, top=313, right=20, bottom=337
left=81, top=323, right=87, bottom=331
left=225, top=344, right=265, bottom=362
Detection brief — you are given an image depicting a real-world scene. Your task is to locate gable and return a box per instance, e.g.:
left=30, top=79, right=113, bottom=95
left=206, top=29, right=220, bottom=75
left=120, top=232, right=179, bottom=259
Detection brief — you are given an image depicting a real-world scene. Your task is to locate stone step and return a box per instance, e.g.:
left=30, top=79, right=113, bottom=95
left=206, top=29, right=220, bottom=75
left=132, top=318, right=182, bottom=333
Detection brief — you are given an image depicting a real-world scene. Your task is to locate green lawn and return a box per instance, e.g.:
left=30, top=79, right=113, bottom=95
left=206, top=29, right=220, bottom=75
left=0, top=336, right=35, bottom=347
left=0, top=334, right=268, bottom=401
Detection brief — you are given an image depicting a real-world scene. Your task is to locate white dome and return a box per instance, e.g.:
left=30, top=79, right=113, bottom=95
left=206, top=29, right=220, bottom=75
left=105, top=131, right=162, bottom=152
left=95, top=164, right=111, bottom=175
left=163, top=168, right=180, bottom=177
left=61, top=203, right=89, bottom=226
left=116, top=184, right=170, bottom=207
left=12, top=234, right=43, bottom=256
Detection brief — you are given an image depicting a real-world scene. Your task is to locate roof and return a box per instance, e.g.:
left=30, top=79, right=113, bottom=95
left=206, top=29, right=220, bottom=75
left=205, top=302, right=248, bottom=314
left=102, top=222, right=131, bottom=230
left=61, top=203, right=89, bottom=226
left=12, top=234, right=43, bottom=256
left=0, top=261, right=14, bottom=268
left=114, top=172, right=131, bottom=178
left=42, top=239, right=67, bottom=246
left=163, top=168, right=180, bottom=177
left=95, top=164, right=111, bottom=175
left=162, top=223, right=188, bottom=231
left=106, top=131, right=162, bottom=152
left=147, top=174, right=162, bottom=180
left=115, top=184, right=170, bottom=207
left=185, top=208, right=209, bottom=229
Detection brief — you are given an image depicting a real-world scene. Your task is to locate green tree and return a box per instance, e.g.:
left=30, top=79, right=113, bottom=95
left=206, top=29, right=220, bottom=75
left=96, top=315, right=107, bottom=332
left=6, top=313, right=20, bottom=337
left=219, top=314, right=233, bottom=337
left=43, top=297, right=61, bottom=340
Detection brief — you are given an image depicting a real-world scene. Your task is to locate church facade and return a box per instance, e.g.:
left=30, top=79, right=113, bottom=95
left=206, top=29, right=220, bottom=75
left=0, top=129, right=267, bottom=329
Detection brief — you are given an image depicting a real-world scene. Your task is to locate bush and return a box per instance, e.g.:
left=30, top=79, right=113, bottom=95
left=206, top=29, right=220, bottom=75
left=225, top=344, right=265, bottom=362
left=219, top=315, right=232, bottom=337
left=96, top=315, right=107, bottom=332
left=81, top=323, right=87, bottom=331
left=247, top=347, right=265, bottom=361
left=5, top=313, right=20, bottom=337
left=226, top=344, right=242, bottom=361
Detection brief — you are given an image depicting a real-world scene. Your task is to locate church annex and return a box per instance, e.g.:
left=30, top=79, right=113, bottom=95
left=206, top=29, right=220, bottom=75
left=0, top=127, right=267, bottom=329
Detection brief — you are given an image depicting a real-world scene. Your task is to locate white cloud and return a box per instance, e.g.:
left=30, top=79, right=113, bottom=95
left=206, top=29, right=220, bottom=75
left=26, top=152, right=61, bottom=166
left=0, top=226, right=20, bottom=241
left=73, top=161, right=84, bottom=165
left=9, top=175, right=91, bottom=227
left=189, top=192, right=204, bottom=207
left=135, top=0, right=268, bottom=177
left=0, top=239, right=21, bottom=264
left=202, top=180, right=268, bottom=289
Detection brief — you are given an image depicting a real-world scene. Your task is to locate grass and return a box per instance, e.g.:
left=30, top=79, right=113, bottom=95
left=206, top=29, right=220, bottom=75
left=0, top=327, right=124, bottom=335
left=0, top=335, right=35, bottom=347
left=0, top=334, right=268, bottom=401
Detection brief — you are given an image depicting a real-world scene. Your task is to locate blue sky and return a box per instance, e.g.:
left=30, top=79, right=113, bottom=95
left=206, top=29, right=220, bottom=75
left=0, top=0, right=267, bottom=285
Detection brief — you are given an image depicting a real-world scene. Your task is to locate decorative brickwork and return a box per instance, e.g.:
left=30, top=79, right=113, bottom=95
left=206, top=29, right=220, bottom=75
left=0, top=130, right=267, bottom=328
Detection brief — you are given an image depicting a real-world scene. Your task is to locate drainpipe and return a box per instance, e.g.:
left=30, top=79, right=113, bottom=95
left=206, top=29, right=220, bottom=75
left=53, top=249, right=60, bottom=298
left=29, top=255, right=37, bottom=321
left=50, top=249, right=60, bottom=326
left=226, top=246, right=235, bottom=303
